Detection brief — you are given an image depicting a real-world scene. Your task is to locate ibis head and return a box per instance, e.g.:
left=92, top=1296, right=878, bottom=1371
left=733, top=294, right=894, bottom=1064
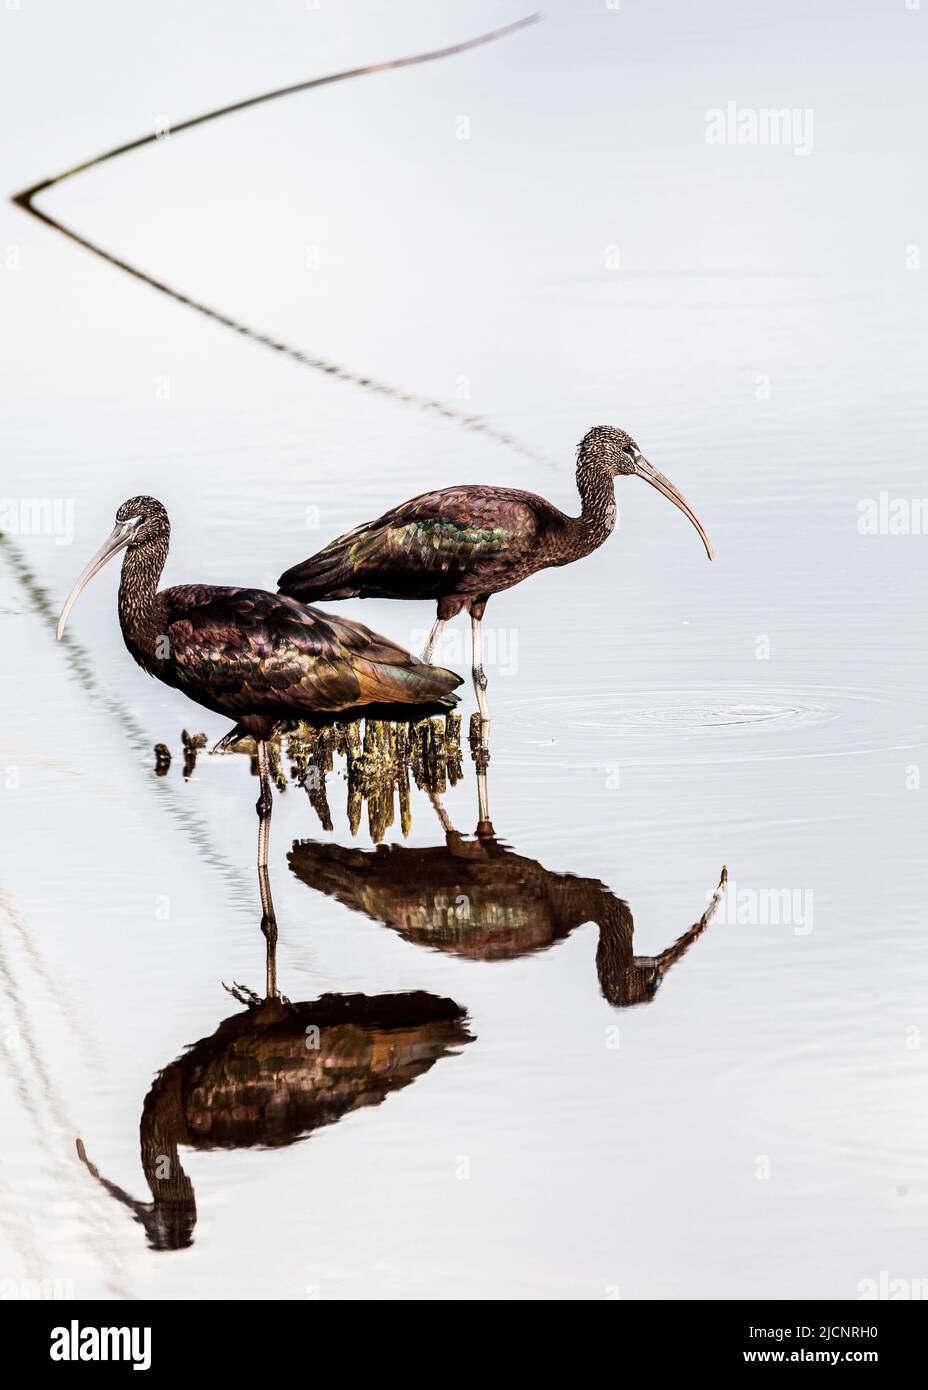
left=57, top=496, right=169, bottom=639
left=578, top=425, right=713, bottom=560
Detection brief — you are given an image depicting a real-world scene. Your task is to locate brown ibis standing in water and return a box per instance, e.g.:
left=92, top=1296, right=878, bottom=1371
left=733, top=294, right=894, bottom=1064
left=278, top=426, right=713, bottom=744
left=56, top=496, right=462, bottom=934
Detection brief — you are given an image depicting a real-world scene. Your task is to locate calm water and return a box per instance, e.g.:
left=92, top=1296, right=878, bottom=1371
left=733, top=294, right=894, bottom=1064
left=1, top=0, right=926, bottom=1299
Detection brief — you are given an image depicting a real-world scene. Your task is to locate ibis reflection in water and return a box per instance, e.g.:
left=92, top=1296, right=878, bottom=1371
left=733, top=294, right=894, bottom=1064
left=76, top=958, right=472, bottom=1251
left=74, top=746, right=726, bottom=1249
left=287, top=762, right=727, bottom=1010
left=278, top=426, right=713, bottom=745
left=55, top=496, right=463, bottom=930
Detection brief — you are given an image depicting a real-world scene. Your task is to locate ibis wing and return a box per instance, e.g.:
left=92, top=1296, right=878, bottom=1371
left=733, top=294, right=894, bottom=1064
left=162, top=586, right=361, bottom=714
left=161, top=586, right=460, bottom=717
left=278, top=487, right=546, bottom=600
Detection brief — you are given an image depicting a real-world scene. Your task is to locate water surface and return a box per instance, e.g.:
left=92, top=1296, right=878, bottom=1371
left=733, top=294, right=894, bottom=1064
left=1, top=0, right=926, bottom=1299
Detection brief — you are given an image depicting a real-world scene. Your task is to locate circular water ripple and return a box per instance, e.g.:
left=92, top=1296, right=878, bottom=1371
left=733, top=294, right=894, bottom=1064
left=504, top=684, right=928, bottom=762
left=577, top=697, right=830, bottom=733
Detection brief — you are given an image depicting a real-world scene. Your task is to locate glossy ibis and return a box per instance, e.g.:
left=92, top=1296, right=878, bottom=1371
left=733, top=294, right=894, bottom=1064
left=56, top=496, right=463, bottom=901
left=278, top=426, right=713, bottom=741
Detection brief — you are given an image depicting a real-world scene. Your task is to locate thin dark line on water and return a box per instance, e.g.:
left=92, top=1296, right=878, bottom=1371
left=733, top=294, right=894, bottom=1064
left=0, top=888, right=103, bottom=1073
left=15, top=16, right=540, bottom=194
left=0, top=906, right=129, bottom=1294
left=11, top=14, right=550, bottom=466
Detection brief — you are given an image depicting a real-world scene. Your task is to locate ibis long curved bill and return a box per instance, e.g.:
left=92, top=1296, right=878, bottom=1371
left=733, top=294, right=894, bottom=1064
left=634, top=457, right=713, bottom=560
left=56, top=518, right=139, bottom=639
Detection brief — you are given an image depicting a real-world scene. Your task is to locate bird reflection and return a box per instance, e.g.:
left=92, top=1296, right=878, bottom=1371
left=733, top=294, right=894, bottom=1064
left=289, top=767, right=727, bottom=1009
left=76, top=931, right=472, bottom=1251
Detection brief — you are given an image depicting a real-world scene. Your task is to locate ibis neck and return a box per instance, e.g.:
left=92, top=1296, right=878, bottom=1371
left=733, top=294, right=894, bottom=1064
left=573, top=459, right=617, bottom=553
left=118, top=536, right=169, bottom=672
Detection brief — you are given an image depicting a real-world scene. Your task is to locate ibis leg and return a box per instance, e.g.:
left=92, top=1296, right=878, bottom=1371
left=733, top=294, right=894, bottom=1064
left=256, top=739, right=274, bottom=868
left=476, top=762, right=494, bottom=837
left=260, top=864, right=279, bottom=1000
left=254, top=740, right=278, bottom=990
left=421, top=617, right=445, bottom=663
left=470, top=612, right=490, bottom=746
left=428, top=788, right=455, bottom=834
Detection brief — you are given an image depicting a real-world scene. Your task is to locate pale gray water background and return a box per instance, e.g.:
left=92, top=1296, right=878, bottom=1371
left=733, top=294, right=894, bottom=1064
left=1, top=0, right=926, bottom=1298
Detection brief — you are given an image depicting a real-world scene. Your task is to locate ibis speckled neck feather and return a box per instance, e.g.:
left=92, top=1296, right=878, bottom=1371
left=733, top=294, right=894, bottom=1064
left=572, top=451, right=618, bottom=557
left=118, top=534, right=171, bottom=675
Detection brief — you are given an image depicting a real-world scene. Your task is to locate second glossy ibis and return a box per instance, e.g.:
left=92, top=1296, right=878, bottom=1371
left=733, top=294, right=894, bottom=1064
left=278, top=426, right=713, bottom=743
left=56, top=496, right=462, bottom=921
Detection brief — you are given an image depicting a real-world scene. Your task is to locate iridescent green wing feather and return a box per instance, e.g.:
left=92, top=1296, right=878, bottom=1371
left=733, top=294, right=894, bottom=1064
left=278, top=487, right=542, bottom=600
left=353, top=489, right=521, bottom=573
